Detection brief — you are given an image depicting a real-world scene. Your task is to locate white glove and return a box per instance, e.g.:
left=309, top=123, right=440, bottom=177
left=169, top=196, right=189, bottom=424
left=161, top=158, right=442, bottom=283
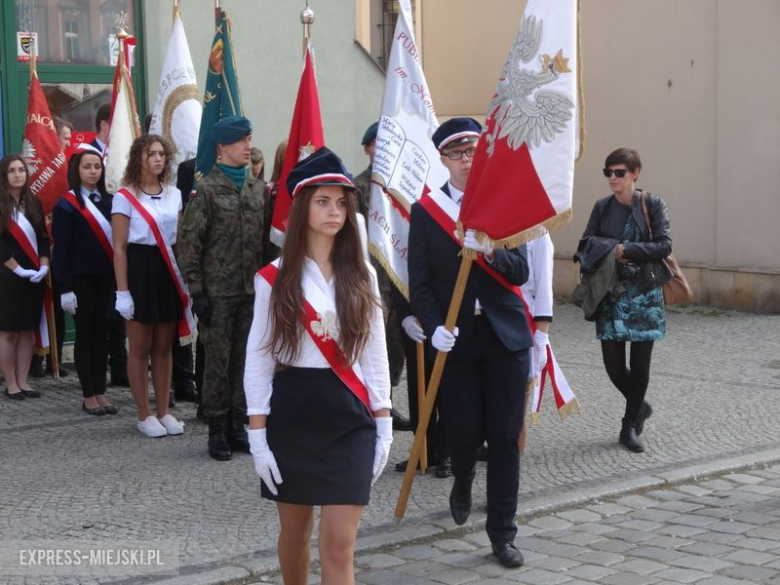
left=462, top=229, right=494, bottom=256
left=115, top=290, right=135, bottom=320
left=372, top=416, right=393, bottom=485
left=12, top=266, right=38, bottom=280
left=431, top=325, right=459, bottom=352
left=29, top=265, right=49, bottom=283
left=534, top=330, right=549, bottom=373
left=401, top=316, right=426, bottom=343
left=247, top=428, right=283, bottom=495
left=61, top=292, right=78, bottom=315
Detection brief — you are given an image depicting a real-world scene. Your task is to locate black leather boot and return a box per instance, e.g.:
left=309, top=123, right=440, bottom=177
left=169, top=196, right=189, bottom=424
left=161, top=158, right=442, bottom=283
left=619, top=418, right=645, bottom=453
left=228, top=413, right=250, bottom=453
left=635, top=401, right=653, bottom=436
left=208, top=418, right=232, bottom=461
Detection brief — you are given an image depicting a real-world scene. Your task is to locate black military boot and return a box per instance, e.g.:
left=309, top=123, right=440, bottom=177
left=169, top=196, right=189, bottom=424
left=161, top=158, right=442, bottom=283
left=208, top=418, right=232, bottom=461
left=619, top=418, right=645, bottom=453
left=228, top=413, right=250, bottom=453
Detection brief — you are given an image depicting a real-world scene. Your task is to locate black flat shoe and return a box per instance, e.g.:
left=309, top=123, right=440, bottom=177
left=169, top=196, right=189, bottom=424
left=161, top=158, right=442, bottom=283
left=491, top=541, right=524, bottom=568
left=21, top=389, right=41, bottom=399
left=4, top=388, right=25, bottom=401
left=101, top=404, right=119, bottom=415
left=82, top=402, right=106, bottom=416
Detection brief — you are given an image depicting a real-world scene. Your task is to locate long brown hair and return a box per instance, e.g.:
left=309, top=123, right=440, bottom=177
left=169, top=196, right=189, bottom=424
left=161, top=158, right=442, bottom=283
left=121, top=134, right=173, bottom=188
left=270, top=140, right=287, bottom=185
left=0, top=155, right=45, bottom=234
left=268, top=185, right=377, bottom=365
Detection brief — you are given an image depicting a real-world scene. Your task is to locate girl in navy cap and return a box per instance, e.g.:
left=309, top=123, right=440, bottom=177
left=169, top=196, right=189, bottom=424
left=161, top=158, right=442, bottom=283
left=244, top=147, right=392, bottom=584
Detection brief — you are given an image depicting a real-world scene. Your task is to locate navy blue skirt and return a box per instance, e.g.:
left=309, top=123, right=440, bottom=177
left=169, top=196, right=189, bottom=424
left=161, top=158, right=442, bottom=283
left=264, top=367, right=375, bottom=505
left=127, top=244, right=180, bottom=324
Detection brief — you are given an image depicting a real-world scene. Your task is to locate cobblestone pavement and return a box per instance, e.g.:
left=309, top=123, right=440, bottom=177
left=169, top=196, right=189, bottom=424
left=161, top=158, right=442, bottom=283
left=1, top=303, right=779, bottom=584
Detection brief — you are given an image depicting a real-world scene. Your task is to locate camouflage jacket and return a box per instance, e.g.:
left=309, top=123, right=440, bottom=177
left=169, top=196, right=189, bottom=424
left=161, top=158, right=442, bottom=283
left=353, top=165, right=371, bottom=220
left=178, top=167, right=270, bottom=297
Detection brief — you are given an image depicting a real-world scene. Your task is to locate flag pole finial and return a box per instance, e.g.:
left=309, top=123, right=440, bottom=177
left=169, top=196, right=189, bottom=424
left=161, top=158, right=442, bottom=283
left=114, top=11, right=130, bottom=40
left=301, top=1, right=314, bottom=55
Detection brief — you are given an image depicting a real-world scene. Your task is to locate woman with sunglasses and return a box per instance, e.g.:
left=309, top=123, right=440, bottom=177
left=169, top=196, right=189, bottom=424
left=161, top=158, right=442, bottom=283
left=580, top=148, right=673, bottom=453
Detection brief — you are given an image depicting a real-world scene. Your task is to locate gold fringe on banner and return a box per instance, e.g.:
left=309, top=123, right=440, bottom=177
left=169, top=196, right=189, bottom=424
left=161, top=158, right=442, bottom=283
left=458, top=207, right=573, bottom=253
left=576, top=0, right=586, bottom=162
left=558, top=397, right=582, bottom=420
left=368, top=242, right=410, bottom=301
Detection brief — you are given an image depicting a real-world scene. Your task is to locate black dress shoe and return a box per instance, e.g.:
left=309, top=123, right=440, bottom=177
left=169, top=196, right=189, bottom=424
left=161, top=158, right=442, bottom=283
left=635, top=401, right=653, bottom=436
left=395, top=454, right=439, bottom=473
left=491, top=541, right=524, bottom=568
left=173, top=383, right=198, bottom=403
left=21, top=389, right=41, bottom=398
left=449, top=474, right=474, bottom=525
left=391, top=408, right=412, bottom=432
left=208, top=419, right=232, bottom=461
left=82, top=401, right=106, bottom=416
left=435, top=457, right=453, bottom=478
left=110, top=373, right=130, bottom=387
left=29, top=357, right=45, bottom=378
left=4, top=388, right=25, bottom=401
left=101, top=404, right=119, bottom=415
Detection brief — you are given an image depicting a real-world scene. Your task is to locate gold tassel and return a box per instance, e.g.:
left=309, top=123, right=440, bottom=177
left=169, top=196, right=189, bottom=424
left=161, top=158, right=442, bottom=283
left=557, top=397, right=582, bottom=420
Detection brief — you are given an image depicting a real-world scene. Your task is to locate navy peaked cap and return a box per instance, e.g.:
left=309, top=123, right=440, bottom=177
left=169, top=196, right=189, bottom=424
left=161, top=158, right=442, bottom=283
left=286, top=147, right=356, bottom=198
left=432, top=117, right=482, bottom=151
left=211, top=116, right=252, bottom=144
left=361, top=121, right=379, bottom=145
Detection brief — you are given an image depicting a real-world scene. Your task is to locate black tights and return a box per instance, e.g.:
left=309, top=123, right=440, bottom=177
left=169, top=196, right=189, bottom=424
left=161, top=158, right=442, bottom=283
left=600, top=340, right=654, bottom=422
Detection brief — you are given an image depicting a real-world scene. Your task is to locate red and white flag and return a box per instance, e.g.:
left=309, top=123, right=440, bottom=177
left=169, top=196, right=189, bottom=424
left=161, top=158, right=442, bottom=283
left=459, top=0, right=580, bottom=247
left=269, top=45, right=324, bottom=246
left=368, top=0, right=448, bottom=297
left=22, top=75, right=68, bottom=217
left=104, top=37, right=141, bottom=193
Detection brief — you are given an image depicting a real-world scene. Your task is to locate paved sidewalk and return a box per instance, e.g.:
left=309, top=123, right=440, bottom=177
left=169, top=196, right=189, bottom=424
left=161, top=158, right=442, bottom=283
left=1, top=302, right=779, bottom=584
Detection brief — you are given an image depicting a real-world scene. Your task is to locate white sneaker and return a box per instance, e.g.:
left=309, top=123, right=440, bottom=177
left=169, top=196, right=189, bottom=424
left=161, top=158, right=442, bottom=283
left=137, top=416, right=168, bottom=438
left=158, top=414, right=184, bottom=435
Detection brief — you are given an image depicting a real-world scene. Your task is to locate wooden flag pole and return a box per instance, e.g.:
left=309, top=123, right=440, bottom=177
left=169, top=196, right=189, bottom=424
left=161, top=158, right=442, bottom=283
left=416, top=340, right=428, bottom=473
left=394, top=256, right=473, bottom=523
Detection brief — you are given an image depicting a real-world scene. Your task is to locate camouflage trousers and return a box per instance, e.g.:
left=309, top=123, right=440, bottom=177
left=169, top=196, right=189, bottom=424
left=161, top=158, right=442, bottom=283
left=198, top=294, right=253, bottom=420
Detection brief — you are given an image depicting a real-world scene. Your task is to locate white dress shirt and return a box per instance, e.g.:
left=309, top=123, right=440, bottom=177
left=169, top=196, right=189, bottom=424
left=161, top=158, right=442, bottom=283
left=521, top=232, right=554, bottom=319
left=244, top=257, right=393, bottom=416
left=111, top=184, right=182, bottom=246
left=448, top=182, right=484, bottom=312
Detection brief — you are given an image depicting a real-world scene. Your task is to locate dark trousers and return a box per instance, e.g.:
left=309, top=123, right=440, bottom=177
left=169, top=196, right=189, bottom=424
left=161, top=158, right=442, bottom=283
left=72, top=275, right=113, bottom=398
left=107, top=318, right=127, bottom=378
left=40, top=270, right=65, bottom=370
left=404, top=334, right=448, bottom=461
left=601, top=340, right=654, bottom=422
left=440, top=316, right=529, bottom=544
left=195, top=335, right=205, bottom=398
left=172, top=337, right=195, bottom=390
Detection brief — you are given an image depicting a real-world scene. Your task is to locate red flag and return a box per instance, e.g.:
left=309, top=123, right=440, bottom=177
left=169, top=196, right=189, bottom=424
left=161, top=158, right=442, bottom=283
left=269, top=46, right=324, bottom=246
left=22, top=75, right=68, bottom=217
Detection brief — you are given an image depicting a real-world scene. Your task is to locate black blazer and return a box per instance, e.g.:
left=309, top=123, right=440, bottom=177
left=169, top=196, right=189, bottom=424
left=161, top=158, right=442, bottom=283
left=408, top=191, right=533, bottom=362
left=176, top=158, right=197, bottom=210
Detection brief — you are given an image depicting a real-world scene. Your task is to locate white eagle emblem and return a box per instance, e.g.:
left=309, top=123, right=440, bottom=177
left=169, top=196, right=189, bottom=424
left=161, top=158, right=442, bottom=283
left=298, top=142, right=316, bottom=162
left=21, top=139, right=42, bottom=175
left=486, top=15, right=574, bottom=156
left=310, top=311, right=338, bottom=341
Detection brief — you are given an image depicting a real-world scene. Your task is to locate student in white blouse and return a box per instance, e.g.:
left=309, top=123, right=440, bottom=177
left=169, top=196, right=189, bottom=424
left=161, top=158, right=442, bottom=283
left=244, top=147, right=392, bottom=585
left=112, top=135, right=185, bottom=438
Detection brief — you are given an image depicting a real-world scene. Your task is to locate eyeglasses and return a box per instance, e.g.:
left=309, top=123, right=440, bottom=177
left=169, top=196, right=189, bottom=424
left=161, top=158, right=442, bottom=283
left=603, top=168, right=628, bottom=178
left=444, top=147, right=477, bottom=161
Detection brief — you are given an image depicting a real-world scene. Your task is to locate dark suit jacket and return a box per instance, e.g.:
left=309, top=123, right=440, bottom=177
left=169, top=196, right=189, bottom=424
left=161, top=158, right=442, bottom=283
left=408, top=188, right=533, bottom=362
left=176, top=158, right=197, bottom=210
left=88, top=138, right=105, bottom=155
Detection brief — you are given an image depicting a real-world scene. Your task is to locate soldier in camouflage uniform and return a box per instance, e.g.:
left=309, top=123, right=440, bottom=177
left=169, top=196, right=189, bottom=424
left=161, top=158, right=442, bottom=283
left=354, top=122, right=410, bottom=431
left=178, top=116, right=273, bottom=461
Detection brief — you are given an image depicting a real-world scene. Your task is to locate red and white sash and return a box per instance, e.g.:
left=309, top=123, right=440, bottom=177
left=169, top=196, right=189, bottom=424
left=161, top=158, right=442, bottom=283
left=258, top=263, right=372, bottom=415
left=7, top=211, right=52, bottom=353
left=117, top=188, right=194, bottom=344
left=418, top=188, right=579, bottom=421
left=61, top=191, right=114, bottom=263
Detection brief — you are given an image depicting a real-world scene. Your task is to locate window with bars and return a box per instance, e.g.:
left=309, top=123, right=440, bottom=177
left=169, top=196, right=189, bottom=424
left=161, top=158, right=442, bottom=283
left=356, top=0, right=416, bottom=72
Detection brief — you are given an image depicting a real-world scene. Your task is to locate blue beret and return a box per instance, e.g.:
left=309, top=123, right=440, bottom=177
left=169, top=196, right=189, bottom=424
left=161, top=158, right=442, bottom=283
left=286, top=147, right=355, bottom=198
left=361, top=121, right=379, bottom=145
left=211, top=116, right=252, bottom=144
left=432, top=117, right=482, bottom=151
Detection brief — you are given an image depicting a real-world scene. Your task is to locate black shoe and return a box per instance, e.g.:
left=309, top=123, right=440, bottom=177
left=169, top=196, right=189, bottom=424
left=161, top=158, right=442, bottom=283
left=435, top=457, right=453, bottom=478
left=173, top=383, right=198, bottom=403
left=29, top=358, right=45, bottom=378
left=449, top=474, right=474, bottom=525
left=478, top=444, right=489, bottom=462
left=391, top=408, right=412, bottom=432
left=395, top=454, right=439, bottom=473
left=491, top=541, right=524, bottom=568
left=227, top=414, right=250, bottom=453
left=99, top=401, right=119, bottom=415
left=21, top=389, right=41, bottom=398
left=208, top=418, right=232, bottom=461
left=4, top=388, right=25, bottom=401
left=110, top=373, right=129, bottom=387
left=635, top=401, right=653, bottom=436
left=619, top=418, right=645, bottom=453
left=82, top=401, right=106, bottom=416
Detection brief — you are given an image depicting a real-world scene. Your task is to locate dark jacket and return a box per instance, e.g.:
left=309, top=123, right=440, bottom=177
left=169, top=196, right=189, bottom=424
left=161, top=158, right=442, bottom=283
left=0, top=199, right=50, bottom=270
left=572, top=244, right=625, bottom=321
left=581, top=190, right=673, bottom=292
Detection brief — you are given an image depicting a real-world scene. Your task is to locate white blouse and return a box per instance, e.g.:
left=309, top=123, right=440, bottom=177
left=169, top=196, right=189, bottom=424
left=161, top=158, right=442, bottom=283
left=111, top=184, right=182, bottom=246
left=520, top=232, right=555, bottom=319
left=244, top=257, right=393, bottom=416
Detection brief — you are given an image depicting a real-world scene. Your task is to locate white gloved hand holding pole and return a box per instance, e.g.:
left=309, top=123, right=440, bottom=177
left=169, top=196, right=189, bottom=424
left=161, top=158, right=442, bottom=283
left=462, top=229, right=494, bottom=256
left=534, top=330, right=549, bottom=373
left=372, top=416, right=393, bottom=485
left=115, top=290, right=135, bottom=320
left=247, top=428, right=283, bottom=495
left=12, top=266, right=38, bottom=280
left=431, top=325, right=459, bottom=352
left=60, top=292, right=78, bottom=315
left=401, top=316, right=426, bottom=343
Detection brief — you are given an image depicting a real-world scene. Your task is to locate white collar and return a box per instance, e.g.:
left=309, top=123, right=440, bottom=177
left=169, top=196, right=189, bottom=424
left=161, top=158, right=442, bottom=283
left=448, top=182, right=464, bottom=207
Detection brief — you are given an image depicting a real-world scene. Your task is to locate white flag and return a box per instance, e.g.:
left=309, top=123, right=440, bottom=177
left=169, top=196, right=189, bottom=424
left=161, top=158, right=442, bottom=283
left=149, top=5, right=200, bottom=178
left=104, top=44, right=141, bottom=193
left=368, top=0, right=448, bottom=298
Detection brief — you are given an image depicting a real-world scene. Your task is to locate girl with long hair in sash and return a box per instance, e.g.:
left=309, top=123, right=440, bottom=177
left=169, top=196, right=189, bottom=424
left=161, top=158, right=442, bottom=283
left=244, top=148, right=393, bottom=585
left=0, top=155, right=49, bottom=400
left=112, top=135, right=186, bottom=438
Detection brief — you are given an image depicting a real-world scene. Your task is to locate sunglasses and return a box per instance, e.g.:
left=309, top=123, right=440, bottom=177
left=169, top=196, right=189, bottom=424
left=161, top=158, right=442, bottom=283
left=603, top=168, right=628, bottom=178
